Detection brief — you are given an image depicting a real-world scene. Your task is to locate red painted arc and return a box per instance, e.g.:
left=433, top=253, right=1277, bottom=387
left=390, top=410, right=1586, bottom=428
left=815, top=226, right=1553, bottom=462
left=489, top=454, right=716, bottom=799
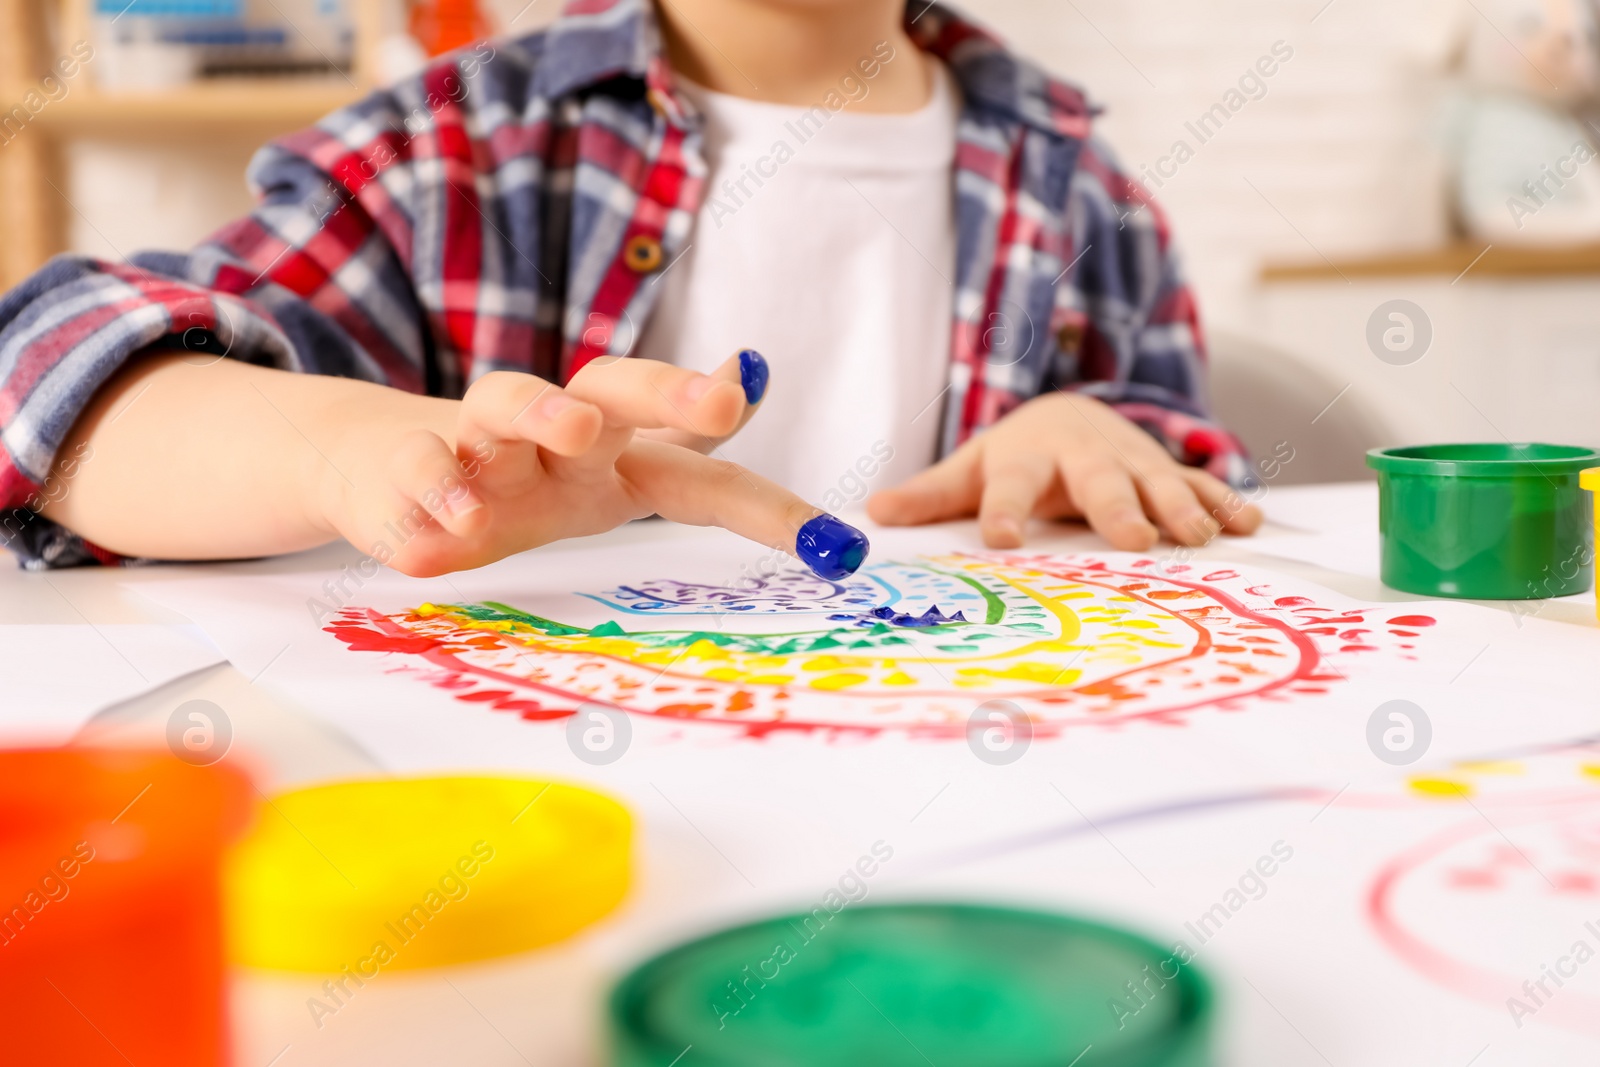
left=342, top=609, right=876, bottom=738
left=1367, top=812, right=1600, bottom=1038
left=986, top=560, right=1328, bottom=723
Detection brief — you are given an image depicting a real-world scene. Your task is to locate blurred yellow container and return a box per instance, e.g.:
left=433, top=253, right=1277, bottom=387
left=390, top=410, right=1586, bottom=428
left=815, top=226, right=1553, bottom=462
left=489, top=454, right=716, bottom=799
left=1584, top=468, right=1600, bottom=621
left=228, top=776, right=631, bottom=972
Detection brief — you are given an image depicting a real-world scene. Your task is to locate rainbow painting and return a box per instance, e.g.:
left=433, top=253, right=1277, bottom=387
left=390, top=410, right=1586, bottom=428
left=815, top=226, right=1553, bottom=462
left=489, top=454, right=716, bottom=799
left=324, top=552, right=1434, bottom=738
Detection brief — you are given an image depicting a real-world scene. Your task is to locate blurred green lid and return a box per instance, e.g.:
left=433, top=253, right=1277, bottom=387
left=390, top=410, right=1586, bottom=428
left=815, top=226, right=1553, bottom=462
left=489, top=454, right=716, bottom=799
left=1365, top=442, right=1600, bottom=477
left=608, top=903, right=1213, bottom=1067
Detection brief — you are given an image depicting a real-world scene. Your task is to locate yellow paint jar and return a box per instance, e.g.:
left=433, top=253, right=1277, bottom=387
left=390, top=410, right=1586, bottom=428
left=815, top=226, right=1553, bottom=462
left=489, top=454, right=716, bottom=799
left=228, top=776, right=630, bottom=972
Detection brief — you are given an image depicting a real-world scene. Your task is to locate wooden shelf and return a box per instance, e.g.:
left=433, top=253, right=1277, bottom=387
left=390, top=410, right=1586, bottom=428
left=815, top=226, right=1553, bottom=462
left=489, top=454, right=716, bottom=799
left=1261, top=241, right=1600, bottom=282
left=38, top=79, right=365, bottom=134
left=1, top=0, right=385, bottom=288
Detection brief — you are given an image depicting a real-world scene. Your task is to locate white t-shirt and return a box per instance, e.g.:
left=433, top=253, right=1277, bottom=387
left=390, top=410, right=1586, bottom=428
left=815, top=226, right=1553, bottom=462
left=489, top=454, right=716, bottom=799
left=636, top=60, right=958, bottom=509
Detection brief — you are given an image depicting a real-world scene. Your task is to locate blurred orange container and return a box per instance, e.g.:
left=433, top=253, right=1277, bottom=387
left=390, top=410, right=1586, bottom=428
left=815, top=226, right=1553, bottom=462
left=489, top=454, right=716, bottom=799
left=410, top=0, right=493, bottom=55
left=0, top=748, right=252, bottom=1066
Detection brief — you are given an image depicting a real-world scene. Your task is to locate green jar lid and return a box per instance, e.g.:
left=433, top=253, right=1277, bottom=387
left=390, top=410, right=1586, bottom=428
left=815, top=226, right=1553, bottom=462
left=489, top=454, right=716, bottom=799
left=1366, top=442, right=1600, bottom=477
left=608, top=903, right=1213, bottom=1067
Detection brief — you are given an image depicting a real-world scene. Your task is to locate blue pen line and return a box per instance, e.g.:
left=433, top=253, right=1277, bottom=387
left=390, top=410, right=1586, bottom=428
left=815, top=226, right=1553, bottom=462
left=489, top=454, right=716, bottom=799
left=908, top=787, right=1332, bottom=875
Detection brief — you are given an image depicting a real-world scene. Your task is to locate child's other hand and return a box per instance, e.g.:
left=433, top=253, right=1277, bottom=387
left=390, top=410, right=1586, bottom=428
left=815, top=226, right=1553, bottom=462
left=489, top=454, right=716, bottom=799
left=317, top=354, right=840, bottom=577
left=866, top=392, right=1262, bottom=550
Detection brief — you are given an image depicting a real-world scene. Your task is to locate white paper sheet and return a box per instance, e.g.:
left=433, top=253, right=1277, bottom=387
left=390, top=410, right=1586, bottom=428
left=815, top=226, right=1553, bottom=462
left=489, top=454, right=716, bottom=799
left=131, top=523, right=1600, bottom=1063
left=0, top=623, right=225, bottom=743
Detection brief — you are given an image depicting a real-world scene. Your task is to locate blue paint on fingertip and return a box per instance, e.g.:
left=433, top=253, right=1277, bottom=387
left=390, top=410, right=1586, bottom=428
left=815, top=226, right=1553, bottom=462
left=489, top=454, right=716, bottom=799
left=737, top=349, right=769, bottom=405
left=795, top=514, right=870, bottom=581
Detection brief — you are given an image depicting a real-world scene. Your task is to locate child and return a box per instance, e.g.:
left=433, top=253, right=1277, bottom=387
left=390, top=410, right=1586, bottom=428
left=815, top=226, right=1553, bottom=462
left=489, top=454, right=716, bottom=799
left=0, top=0, right=1260, bottom=578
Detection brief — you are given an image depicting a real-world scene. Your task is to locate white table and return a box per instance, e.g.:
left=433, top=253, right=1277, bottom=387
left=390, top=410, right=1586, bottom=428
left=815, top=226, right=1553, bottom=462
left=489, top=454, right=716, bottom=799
left=6, top=481, right=1595, bottom=1066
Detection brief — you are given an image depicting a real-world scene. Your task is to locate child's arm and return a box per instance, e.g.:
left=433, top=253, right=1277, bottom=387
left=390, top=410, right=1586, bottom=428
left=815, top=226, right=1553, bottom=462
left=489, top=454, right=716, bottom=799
left=2, top=46, right=858, bottom=575
left=41, top=349, right=825, bottom=576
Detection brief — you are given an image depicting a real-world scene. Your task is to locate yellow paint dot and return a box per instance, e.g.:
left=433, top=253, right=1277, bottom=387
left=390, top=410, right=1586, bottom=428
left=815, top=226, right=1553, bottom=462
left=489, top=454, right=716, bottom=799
left=1409, top=778, right=1474, bottom=798
left=957, top=662, right=1082, bottom=685
left=743, top=674, right=795, bottom=685
left=1453, top=760, right=1523, bottom=775
left=881, top=671, right=917, bottom=686
left=810, top=673, right=869, bottom=690
left=704, top=667, right=744, bottom=682
left=461, top=618, right=520, bottom=634
left=572, top=637, right=640, bottom=656
left=1099, top=632, right=1185, bottom=649
left=1581, top=764, right=1600, bottom=781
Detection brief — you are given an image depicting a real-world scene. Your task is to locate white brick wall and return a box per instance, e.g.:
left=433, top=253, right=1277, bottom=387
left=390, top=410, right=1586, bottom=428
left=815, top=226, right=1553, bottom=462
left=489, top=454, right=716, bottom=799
left=961, top=0, right=1456, bottom=328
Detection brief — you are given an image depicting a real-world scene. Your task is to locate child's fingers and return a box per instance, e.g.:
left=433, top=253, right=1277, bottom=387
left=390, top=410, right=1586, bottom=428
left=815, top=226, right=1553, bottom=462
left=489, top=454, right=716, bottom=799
left=457, top=372, right=604, bottom=458
left=616, top=439, right=870, bottom=580
left=1062, top=456, right=1159, bottom=551
left=385, top=428, right=488, bottom=540
left=977, top=450, right=1056, bottom=548
left=1181, top=468, right=1263, bottom=534
left=566, top=355, right=748, bottom=439
left=866, top=445, right=981, bottom=526
left=637, top=349, right=770, bottom=453
left=1135, top=470, right=1220, bottom=547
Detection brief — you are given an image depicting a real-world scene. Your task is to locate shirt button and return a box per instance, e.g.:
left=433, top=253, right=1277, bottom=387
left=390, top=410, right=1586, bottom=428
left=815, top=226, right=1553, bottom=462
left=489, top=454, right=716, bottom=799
left=623, top=234, right=664, bottom=273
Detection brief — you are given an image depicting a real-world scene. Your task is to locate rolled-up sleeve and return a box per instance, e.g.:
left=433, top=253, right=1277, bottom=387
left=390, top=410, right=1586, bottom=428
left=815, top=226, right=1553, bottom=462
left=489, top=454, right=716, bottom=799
left=0, top=49, right=507, bottom=568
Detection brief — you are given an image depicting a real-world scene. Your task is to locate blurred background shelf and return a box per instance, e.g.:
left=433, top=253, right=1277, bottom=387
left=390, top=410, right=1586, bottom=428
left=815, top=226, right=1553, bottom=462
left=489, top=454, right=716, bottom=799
left=35, top=80, right=366, bottom=133
left=1261, top=241, right=1600, bottom=281
left=0, top=0, right=382, bottom=289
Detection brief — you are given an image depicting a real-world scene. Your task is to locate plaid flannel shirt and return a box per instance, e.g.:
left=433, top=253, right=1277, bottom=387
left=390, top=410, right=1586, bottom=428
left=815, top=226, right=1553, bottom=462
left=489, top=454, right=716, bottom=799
left=0, top=0, right=1250, bottom=570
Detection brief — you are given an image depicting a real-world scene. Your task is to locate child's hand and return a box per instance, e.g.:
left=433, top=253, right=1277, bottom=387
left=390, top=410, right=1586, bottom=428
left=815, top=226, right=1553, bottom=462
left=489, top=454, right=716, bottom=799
left=867, top=392, right=1261, bottom=550
left=318, top=352, right=840, bottom=577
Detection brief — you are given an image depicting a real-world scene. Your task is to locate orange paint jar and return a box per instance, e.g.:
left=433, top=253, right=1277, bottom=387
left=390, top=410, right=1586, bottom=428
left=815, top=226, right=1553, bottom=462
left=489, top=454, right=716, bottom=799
left=0, top=748, right=252, bottom=1066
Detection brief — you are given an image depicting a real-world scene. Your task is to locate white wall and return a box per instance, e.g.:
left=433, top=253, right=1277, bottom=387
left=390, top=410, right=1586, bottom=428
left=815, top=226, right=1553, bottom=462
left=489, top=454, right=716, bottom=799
left=66, top=135, right=266, bottom=260
left=963, top=0, right=1456, bottom=328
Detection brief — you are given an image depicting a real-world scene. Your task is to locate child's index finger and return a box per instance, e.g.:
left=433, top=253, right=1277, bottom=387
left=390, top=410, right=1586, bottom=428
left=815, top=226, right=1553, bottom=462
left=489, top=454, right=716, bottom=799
left=616, top=438, right=870, bottom=581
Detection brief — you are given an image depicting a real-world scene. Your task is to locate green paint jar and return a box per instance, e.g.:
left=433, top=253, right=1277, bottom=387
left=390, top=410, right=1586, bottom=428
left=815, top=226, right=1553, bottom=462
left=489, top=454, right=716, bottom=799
left=1366, top=443, right=1599, bottom=599
left=608, top=903, right=1214, bottom=1067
